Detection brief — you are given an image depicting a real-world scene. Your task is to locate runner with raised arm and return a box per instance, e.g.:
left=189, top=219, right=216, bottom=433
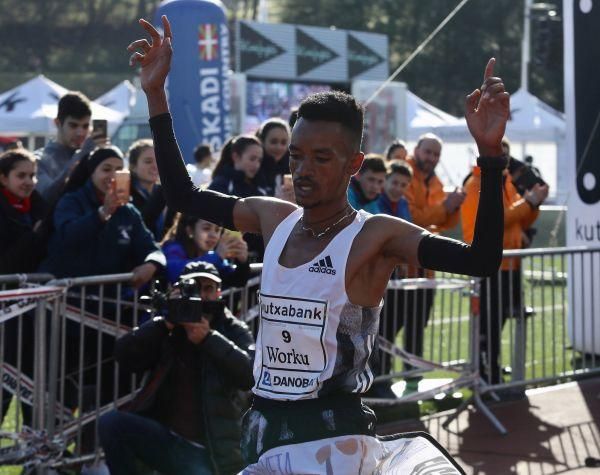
left=129, top=16, right=509, bottom=474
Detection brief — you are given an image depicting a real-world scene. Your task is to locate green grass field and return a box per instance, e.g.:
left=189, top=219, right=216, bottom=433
left=389, top=254, right=596, bottom=391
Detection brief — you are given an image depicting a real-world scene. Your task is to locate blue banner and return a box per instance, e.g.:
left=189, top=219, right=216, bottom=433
left=155, top=0, right=231, bottom=162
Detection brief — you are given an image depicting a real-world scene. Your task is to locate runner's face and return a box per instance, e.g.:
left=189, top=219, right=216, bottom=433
left=189, top=219, right=222, bottom=253
left=289, top=119, right=362, bottom=209
left=56, top=115, right=91, bottom=149
left=0, top=160, right=36, bottom=200
left=264, top=126, right=290, bottom=162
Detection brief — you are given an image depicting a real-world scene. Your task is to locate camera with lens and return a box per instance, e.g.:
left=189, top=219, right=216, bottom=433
left=511, top=156, right=546, bottom=193
left=143, top=279, right=225, bottom=325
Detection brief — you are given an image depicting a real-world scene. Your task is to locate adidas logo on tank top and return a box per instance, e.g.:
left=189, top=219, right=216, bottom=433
left=308, top=255, right=336, bottom=275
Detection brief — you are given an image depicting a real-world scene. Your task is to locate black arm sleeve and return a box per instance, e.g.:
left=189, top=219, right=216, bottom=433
left=417, top=156, right=507, bottom=277
left=149, top=113, right=239, bottom=229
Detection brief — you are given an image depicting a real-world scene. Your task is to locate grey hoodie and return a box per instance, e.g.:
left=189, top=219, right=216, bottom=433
left=35, top=137, right=96, bottom=205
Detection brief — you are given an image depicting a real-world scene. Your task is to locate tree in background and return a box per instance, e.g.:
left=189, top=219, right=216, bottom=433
left=275, top=0, right=563, bottom=115
left=0, top=0, right=562, bottom=114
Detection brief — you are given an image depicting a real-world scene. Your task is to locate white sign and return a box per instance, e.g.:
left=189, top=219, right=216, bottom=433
left=255, top=293, right=328, bottom=397
left=564, top=0, right=600, bottom=354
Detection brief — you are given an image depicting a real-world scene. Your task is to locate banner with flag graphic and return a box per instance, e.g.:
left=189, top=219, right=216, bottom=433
left=199, top=24, right=219, bottom=61
left=155, top=0, right=231, bottom=163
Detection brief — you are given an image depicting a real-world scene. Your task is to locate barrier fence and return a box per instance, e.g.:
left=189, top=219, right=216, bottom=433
left=0, top=245, right=598, bottom=468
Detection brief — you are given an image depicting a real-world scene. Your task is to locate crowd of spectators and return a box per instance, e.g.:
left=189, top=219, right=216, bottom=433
left=0, top=91, right=295, bottom=287
left=0, top=88, right=549, bottom=472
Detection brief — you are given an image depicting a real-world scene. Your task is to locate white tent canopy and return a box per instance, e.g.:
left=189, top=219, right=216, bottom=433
left=505, top=88, right=565, bottom=141
left=95, top=80, right=137, bottom=118
left=406, top=90, right=464, bottom=140
left=427, top=87, right=566, bottom=143
left=0, top=75, right=124, bottom=136
left=425, top=88, right=566, bottom=197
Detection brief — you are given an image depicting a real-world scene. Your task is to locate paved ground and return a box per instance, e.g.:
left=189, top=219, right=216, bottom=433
left=378, top=378, right=600, bottom=474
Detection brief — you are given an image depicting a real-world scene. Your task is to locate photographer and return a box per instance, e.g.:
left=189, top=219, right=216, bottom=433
left=98, top=262, right=255, bottom=475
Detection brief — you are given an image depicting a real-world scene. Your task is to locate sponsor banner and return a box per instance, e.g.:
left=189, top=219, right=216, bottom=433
left=236, top=20, right=388, bottom=83
left=1, top=363, right=72, bottom=421
left=0, top=301, right=37, bottom=324
left=62, top=304, right=132, bottom=338
left=155, top=0, right=231, bottom=163
left=0, top=285, right=64, bottom=323
left=256, top=293, right=328, bottom=397
left=0, top=286, right=63, bottom=302
left=240, top=433, right=463, bottom=474
left=564, top=0, right=600, bottom=354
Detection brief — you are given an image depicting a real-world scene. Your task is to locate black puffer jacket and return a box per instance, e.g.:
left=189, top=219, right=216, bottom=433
left=115, top=310, right=255, bottom=475
left=0, top=190, right=48, bottom=274
left=208, top=166, right=268, bottom=198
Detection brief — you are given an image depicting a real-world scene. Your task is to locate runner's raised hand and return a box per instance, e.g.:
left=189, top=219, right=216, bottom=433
left=465, top=58, right=510, bottom=157
left=128, top=15, right=173, bottom=93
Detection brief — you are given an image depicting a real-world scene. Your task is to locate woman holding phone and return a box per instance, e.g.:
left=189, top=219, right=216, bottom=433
left=39, top=145, right=164, bottom=288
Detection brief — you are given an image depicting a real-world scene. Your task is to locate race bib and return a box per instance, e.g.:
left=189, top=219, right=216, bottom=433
left=256, top=293, right=328, bottom=397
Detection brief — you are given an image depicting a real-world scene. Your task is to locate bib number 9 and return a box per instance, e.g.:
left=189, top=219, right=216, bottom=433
left=282, top=330, right=291, bottom=343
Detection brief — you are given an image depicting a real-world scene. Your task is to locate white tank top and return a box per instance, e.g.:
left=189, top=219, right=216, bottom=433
left=253, top=208, right=383, bottom=401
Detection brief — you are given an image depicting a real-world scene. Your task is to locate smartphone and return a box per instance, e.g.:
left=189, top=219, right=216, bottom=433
left=283, top=174, right=293, bottom=188
left=224, top=229, right=243, bottom=240
left=114, top=170, right=131, bottom=201
left=92, top=119, right=108, bottom=139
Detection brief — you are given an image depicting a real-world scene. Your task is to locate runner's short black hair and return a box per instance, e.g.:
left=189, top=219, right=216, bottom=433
left=297, top=91, right=363, bottom=152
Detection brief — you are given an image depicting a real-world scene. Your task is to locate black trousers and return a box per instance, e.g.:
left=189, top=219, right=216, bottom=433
left=377, top=288, right=435, bottom=375
left=242, top=394, right=376, bottom=464
left=479, top=269, right=522, bottom=385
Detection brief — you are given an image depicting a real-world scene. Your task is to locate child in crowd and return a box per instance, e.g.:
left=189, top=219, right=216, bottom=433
left=385, top=139, right=408, bottom=161
left=366, top=160, right=412, bottom=221
left=186, top=142, right=213, bottom=188
left=161, top=212, right=250, bottom=288
left=0, top=148, right=48, bottom=273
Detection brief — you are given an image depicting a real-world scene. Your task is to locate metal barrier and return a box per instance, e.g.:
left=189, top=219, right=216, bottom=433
left=0, top=276, right=66, bottom=468
left=1, top=245, right=599, bottom=467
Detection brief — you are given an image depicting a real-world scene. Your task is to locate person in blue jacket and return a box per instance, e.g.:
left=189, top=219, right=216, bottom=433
left=161, top=212, right=250, bottom=289
left=209, top=135, right=268, bottom=198
left=39, top=146, right=165, bottom=285
left=364, top=160, right=412, bottom=221
left=347, top=154, right=386, bottom=210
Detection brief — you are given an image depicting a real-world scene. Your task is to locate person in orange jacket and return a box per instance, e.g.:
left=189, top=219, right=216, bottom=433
left=462, top=163, right=548, bottom=384
left=405, top=134, right=465, bottom=234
